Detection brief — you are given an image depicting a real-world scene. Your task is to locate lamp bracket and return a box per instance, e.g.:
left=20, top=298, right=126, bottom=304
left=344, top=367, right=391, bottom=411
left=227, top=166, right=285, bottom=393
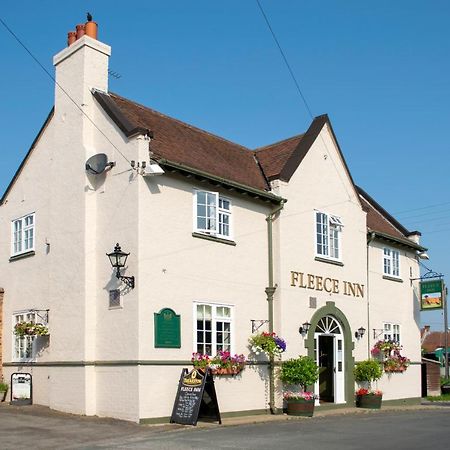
left=373, top=328, right=384, bottom=340
left=115, top=268, right=135, bottom=289
left=251, top=319, right=269, bottom=333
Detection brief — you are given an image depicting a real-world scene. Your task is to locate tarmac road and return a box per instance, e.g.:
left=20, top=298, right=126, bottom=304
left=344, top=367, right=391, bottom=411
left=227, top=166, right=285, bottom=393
left=0, top=403, right=448, bottom=449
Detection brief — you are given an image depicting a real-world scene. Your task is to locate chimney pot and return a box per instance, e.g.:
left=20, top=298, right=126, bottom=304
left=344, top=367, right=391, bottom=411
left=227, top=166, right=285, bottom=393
left=67, top=31, right=76, bottom=46
left=85, top=20, right=98, bottom=40
left=75, top=24, right=85, bottom=40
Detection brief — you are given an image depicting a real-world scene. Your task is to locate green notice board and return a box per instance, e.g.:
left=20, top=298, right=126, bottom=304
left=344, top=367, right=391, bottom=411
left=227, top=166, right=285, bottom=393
left=154, top=308, right=181, bottom=348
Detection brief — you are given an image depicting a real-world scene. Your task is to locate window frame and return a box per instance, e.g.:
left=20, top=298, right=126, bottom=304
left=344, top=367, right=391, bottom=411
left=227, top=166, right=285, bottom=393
left=193, top=302, right=234, bottom=356
left=315, top=211, right=343, bottom=261
left=383, top=322, right=401, bottom=344
left=12, top=311, right=38, bottom=362
left=11, top=213, right=35, bottom=257
left=383, top=247, right=400, bottom=278
left=193, top=190, right=233, bottom=240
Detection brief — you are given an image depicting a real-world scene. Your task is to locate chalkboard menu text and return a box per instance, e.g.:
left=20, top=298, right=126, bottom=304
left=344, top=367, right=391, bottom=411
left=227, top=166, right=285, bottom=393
left=170, top=368, right=221, bottom=425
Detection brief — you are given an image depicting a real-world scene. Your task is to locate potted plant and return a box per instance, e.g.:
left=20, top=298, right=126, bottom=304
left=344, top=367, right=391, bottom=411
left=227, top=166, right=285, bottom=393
left=0, top=380, right=8, bottom=402
left=249, top=332, right=286, bottom=357
left=353, top=359, right=383, bottom=408
left=279, top=356, right=319, bottom=416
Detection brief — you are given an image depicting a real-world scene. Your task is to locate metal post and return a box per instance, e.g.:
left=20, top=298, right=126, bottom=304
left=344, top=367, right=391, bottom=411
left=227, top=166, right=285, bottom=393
left=444, top=285, right=449, bottom=379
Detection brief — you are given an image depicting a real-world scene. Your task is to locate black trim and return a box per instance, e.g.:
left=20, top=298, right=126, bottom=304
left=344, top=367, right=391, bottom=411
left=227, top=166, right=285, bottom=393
left=159, top=159, right=284, bottom=204
left=9, top=250, right=35, bottom=262
left=371, top=230, right=426, bottom=252
left=1, top=109, right=54, bottom=205
left=92, top=90, right=148, bottom=138
left=357, top=185, right=412, bottom=237
left=276, top=115, right=358, bottom=194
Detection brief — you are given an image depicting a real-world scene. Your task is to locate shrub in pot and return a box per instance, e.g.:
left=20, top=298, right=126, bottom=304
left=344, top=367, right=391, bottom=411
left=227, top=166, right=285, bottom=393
left=279, top=356, right=319, bottom=416
left=353, top=359, right=383, bottom=409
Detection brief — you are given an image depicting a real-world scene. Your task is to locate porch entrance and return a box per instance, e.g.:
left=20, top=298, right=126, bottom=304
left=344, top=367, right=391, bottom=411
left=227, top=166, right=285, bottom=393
left=314, top=315, right=345, bottom=404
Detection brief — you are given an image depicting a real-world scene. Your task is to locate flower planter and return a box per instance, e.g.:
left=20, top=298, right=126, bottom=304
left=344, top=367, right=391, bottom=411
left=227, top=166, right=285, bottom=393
left=286, top=398, right=315, bottom=417
left=356, top=394, right=382, bottom=409
left=384, top=366, right=407, bottom=373
left=0, top=391, right=7, bottom=402
left=211, top=368, right=243, bottom=376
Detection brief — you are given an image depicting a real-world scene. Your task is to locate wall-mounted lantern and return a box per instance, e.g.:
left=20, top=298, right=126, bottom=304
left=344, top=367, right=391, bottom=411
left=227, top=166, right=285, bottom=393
left=106, top=243, right=135, bottom=289
left=298, top=321, right=311, bottom=337
left=355, top=326, right=366, bottom=339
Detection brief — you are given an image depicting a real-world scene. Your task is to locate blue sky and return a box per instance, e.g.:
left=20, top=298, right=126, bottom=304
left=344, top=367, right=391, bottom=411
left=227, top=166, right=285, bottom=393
left=1, top=1, right=449, bottom=330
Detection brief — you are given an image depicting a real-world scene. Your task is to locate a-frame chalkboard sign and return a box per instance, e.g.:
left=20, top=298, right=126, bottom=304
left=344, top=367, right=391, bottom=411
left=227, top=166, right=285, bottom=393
left=170, top=368, right=221, bottom=426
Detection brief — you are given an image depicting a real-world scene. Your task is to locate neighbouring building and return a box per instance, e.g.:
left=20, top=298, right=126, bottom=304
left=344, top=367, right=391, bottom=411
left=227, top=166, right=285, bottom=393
left=0, top=19, right=427, bottom=422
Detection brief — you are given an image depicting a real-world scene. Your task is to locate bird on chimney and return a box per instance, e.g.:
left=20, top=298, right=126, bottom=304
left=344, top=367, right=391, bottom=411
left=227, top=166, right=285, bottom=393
left=87, top=12, right=93, bottom=22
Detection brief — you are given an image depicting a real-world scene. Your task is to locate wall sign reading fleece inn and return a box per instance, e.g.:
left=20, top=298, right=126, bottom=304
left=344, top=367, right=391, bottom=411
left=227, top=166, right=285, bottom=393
left=290, top=271, right=364, bottom=298
left=154, top=308, right=181, bottom=348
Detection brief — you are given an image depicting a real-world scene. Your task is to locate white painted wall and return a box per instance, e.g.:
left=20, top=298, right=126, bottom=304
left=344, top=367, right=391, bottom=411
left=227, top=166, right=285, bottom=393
left=0, top=36, right=423, bottom=422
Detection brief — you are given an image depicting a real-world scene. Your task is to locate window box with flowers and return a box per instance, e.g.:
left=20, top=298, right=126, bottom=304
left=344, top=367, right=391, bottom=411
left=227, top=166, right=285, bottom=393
left=191, top=351, right=246, bottom=376
left=14, top=322, right=49, bottom=337
left=371, top=340, right=410, bottom=373
left=248, top=332, right=286, bottom=357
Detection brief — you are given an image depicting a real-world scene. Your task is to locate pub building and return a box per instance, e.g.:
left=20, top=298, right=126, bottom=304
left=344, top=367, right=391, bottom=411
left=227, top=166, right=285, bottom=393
left=0, top=19, right=426, bottom=422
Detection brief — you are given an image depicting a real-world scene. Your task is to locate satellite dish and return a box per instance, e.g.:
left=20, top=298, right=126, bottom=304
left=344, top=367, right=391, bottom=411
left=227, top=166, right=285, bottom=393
left=85, top=154, right=113, bottom=175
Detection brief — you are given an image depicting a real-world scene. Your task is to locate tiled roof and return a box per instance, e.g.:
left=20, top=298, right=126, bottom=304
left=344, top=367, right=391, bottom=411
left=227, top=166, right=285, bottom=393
left=96, top=91, right=269, bottom=192
left=255, top=134, right=304, bottom=181
left=359, top=193, right=407, bottom=240
left=422, top=331, right=447, bottom=353
left=93, top=91, right=419, bottom=244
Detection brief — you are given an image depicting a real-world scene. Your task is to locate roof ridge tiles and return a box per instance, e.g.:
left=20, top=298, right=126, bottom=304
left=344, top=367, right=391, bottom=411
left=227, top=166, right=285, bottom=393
left=109, top=92, right=251, bottom=154
left=254, top=133, right=304, bottom=152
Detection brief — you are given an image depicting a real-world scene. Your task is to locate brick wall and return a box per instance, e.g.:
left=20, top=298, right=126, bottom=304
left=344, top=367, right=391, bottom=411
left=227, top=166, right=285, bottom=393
left=0, top=288, right=3, bottom=382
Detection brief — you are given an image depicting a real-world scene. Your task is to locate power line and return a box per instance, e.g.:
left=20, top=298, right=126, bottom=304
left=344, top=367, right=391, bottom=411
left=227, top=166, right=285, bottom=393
left=393, top=200, right=450, bottom=216
left=394, top=207, right=450, bottom=221
left=255, top=0, right=313, bottom=119
left=0, top=16, right=131, bottom=165
left=255, top=1, right=359, bottom=205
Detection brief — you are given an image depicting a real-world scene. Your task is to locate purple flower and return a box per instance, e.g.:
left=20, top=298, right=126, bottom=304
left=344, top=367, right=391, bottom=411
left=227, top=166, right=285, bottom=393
left=274, top=336, right=286, bottom=352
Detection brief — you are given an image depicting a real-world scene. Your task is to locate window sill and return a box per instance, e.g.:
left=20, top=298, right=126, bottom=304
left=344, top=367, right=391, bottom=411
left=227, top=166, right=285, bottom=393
left=9, top=250, right=35, bottom=262
left=315, top=256, right=344, bottom=267
left=192, top=232, right=236, bottom=246
left=382, top=275, right=403, bottom=283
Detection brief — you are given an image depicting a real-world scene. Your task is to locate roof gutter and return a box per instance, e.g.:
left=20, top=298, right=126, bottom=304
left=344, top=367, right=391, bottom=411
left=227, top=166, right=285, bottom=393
left=368, top=230, right=427, bottom=252
left=156, top=158, right=286, bottom=204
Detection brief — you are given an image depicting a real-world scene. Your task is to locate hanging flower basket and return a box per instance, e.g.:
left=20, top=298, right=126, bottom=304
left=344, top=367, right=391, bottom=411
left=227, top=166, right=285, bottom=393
left=371, top=341, right=410, bottom=373
left=248, top=332, right=286, bottom=357
left=14, top=322, right=49, bottom=337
